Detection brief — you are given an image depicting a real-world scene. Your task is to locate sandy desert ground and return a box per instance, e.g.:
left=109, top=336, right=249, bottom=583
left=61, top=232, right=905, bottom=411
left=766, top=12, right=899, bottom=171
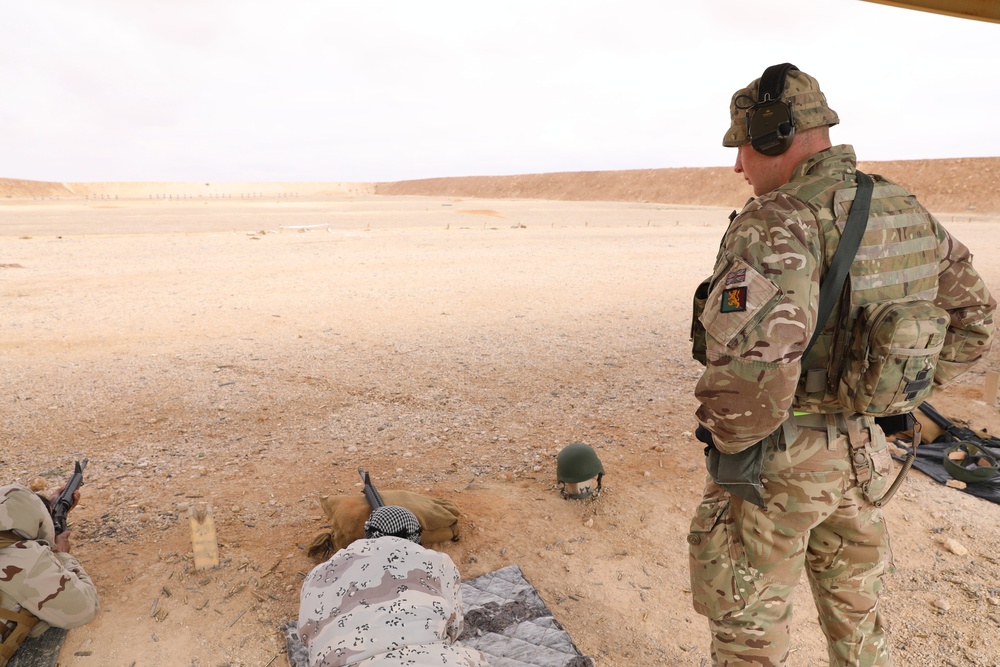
left=2, top=160, right=1000, bottom=667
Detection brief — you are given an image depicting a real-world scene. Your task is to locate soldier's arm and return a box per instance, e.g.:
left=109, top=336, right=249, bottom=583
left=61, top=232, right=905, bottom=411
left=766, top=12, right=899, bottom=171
left=932, top=221, right=996, bottom=387
left=17, top=546, right=100, bottom=630
left=694, top=197, right=820, bottom=453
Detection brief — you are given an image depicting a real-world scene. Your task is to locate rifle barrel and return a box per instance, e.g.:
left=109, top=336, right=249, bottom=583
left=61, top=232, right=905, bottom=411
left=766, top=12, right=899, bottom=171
left=358, top=468, right=385, bottom=510
left=52, top=458, right=87, bottom=534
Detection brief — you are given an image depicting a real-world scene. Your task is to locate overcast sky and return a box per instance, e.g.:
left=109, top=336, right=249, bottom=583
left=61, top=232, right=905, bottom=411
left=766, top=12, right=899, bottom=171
left=1, top=1, right=997, bottom=183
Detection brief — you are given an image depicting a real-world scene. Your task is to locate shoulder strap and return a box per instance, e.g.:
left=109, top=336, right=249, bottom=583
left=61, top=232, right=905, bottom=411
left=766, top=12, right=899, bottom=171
left=804, top=170, right=873, bottom=356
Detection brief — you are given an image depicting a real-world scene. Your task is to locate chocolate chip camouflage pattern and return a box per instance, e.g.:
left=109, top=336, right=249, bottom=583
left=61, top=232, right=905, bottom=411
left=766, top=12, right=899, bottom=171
left=690, top=144, right=994, bottom=666
left=298, top=536, right=488, bottom=667
left=0, top=485, right=100, bottom=639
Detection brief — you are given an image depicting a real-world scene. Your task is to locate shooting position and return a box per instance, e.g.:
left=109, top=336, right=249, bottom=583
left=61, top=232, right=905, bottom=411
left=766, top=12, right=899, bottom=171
left=1, top=460, right=99, bottom=667
left=296, top=470, right=488, bottom=667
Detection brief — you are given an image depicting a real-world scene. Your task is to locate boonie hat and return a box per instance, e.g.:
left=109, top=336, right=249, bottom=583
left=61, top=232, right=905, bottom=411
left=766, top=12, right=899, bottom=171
left=723, top=68, right=839, bottom=147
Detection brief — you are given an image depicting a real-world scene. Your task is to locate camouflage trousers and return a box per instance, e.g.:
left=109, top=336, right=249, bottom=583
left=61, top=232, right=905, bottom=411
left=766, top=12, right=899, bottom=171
left=688, top=414, right=894, bottom=666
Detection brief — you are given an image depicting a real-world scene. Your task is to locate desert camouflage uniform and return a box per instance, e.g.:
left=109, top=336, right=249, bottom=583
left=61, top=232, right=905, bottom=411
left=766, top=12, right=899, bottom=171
left=298, top=536, right=489, bottom=667
left=0, top=485, right=100, bottom=659
left=689, top=144, right=995, bottom=666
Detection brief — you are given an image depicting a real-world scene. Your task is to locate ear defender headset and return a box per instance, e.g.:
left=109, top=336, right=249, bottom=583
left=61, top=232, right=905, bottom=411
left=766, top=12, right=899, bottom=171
left=744, top=62, right=798, bottom=156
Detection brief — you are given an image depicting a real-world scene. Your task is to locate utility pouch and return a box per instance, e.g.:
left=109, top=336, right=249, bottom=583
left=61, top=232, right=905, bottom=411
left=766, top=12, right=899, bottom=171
left=691, top=276, right=712, bottom=365
left=705, top=432, right=775, bottom=509
left=837, top=299, right=949, bottom=416
left=846, top=416, right=892, bottom=504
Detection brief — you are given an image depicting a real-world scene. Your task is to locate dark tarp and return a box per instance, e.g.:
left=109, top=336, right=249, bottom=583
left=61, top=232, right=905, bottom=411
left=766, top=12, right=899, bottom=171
left=7, top=628, right=67, bottom=667
left=896, top=438, right=1000, bottom=504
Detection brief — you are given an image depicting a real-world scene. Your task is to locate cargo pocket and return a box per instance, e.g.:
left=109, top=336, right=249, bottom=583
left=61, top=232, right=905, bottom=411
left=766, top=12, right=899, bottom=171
left=687, top=496, right=761, bottom=619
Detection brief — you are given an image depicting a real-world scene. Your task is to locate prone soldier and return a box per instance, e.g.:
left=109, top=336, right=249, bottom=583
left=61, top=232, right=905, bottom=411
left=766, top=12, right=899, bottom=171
left=1, top=468, right=100, bottom=666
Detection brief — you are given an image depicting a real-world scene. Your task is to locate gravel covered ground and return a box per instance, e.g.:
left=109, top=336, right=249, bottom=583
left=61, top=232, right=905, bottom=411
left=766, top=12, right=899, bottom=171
left=3, top=189, right=1000, bottom=666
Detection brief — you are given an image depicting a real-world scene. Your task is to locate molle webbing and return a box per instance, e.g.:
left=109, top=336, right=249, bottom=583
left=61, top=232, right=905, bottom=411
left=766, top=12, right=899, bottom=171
left=822, top=177, right=944, bottom=413
left=834, top=181, right=940, bottom=306
left=798, top=174, right=942, bottom=409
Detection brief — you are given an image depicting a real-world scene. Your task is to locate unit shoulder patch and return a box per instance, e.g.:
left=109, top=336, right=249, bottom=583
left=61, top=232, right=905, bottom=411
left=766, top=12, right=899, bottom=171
left=699, top=256, right=781, bottom=351
left=721, top=286, right=748, bottom=313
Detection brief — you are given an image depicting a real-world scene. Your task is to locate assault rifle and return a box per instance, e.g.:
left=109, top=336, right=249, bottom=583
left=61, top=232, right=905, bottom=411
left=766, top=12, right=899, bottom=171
left=917, top=402, right=994, bottom=443
left=51, top=459, right=87, bottom=534
left=358, top=468, right=384, bottom=511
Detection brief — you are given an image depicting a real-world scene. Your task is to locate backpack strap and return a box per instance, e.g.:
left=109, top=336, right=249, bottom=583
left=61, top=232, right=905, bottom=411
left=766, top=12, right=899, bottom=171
left=804, top=170, right=873, bottom=356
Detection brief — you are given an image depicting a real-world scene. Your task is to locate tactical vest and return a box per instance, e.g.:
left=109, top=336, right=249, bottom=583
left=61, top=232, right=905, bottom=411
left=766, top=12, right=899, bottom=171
left=0, top=531, right=40, bottom=667
left=795, top=173, right=946, bottom=414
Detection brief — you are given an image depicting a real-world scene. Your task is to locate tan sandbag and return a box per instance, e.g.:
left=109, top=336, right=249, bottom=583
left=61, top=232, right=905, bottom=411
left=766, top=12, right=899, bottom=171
left=306, top=490, right=461, bottom=561
left=912, top=408, right=945, bottom=444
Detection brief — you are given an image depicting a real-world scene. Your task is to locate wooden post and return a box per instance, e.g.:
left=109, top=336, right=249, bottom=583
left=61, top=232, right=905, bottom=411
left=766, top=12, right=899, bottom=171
left=189, top=504, right=220, bottom=570
left=984, top=371, right=999, bottom=406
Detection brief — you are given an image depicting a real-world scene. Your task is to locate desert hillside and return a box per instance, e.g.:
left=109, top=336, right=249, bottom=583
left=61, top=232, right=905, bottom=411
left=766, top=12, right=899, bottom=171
left=375, top=157, right=1000, bottom=214
left=3, top=156, right=999, bottom=213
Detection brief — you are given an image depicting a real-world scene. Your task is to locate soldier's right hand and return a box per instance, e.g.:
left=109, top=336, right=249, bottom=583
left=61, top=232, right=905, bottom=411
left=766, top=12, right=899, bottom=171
left=53, top=531, right=72, bottom=554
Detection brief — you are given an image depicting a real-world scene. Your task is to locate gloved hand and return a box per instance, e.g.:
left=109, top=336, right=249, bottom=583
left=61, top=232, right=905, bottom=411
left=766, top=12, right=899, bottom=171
left=696, top=425, right=716, bottom=456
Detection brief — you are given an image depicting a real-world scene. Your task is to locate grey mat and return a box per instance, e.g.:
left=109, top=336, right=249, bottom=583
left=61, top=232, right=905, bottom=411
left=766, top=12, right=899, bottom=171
left=7, top=627, right=67, bottom=667
left=458, top=564, right=594, bottom=667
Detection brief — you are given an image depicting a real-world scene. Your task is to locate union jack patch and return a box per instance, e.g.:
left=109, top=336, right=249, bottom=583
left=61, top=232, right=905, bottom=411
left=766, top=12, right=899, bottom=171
left=724, top=268, right=747, bottom=286
left=721, top=286, right=748, bottom=313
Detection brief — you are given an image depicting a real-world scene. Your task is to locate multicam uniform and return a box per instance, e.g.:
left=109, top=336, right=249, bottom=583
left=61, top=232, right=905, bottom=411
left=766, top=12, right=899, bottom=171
left=298, top=536, right=489, bottom=667
left=689, top=145, right=995, bottom=666
left=0, top=485, right=100, bottom=664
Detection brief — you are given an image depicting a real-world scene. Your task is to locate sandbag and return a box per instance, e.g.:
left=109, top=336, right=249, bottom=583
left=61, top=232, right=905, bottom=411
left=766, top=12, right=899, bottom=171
left=306, top=490, right=460, bottom=560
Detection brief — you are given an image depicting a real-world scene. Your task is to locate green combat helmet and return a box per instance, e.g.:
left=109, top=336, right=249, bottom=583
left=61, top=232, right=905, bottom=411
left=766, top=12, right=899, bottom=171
left=557, top=442, right=604, bottom=499
left=943, top=442, right=999, bottom=484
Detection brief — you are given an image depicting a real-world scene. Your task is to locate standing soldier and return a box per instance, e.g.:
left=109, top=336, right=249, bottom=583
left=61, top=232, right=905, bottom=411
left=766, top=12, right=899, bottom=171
left=688, top=64, right=995, bottom=666
left=0, top=485, right=100, bottom=665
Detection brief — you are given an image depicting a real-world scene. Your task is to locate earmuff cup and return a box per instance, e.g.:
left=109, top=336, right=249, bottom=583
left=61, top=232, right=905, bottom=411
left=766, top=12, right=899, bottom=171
left=748, top=63, right=798, bottom=156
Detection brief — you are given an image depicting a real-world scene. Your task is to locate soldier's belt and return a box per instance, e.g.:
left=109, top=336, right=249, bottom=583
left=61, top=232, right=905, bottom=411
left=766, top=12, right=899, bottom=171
left=791, top=412, right=850, bottom=430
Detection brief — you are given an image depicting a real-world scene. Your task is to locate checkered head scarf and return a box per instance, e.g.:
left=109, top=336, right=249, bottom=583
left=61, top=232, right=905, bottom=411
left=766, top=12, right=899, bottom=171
left=364, top=505, right=423, bottom=543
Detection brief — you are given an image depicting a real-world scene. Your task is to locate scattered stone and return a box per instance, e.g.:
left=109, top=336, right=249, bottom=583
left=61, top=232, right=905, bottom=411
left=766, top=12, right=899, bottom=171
left=29, top=476, right=47, bottom=492
left=933, top=598, right=951, bottom=612
left=946, top=479, right=968, bottom=490
left=941, top=537, right=969, bottom=556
